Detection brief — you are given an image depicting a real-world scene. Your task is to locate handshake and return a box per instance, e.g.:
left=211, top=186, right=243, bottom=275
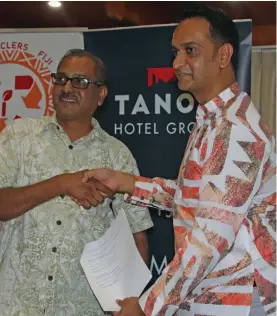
left=60, top=169, right=147, bottom=315
left=59, top=168, right=136, bottom=209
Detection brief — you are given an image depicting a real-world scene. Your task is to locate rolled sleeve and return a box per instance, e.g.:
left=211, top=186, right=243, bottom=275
left=0, top=123, right=19, bottom=188
left=124, top=176, right=177, bottom=212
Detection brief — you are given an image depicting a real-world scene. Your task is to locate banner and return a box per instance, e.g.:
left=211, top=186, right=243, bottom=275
left=0, top=32, right=84, bottom=131
left=84, top=21, right=252, bottom=287
left=234, top=20, right=252, bottom=95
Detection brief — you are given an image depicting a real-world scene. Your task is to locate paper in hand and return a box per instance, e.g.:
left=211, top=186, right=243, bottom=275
left=80, top=210, right=152, bottom=311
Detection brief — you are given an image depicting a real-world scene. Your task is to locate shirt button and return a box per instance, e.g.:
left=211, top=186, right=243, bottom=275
left=60, top=194, right=65, bottom=199
left=56, top=126, right=60, bottom=130
left=48, top=275, right=53, bottom=281
left=69, top=145, right=73, bottom=149
left=56, top=220, right=62, bottom=225
left=52, top=247, right=57, bottom=252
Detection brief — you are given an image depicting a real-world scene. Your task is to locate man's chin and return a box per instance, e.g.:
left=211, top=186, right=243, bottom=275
left=178, top=81, right=193, bottom=92
left=55, top=106, right=80, bottom=119
left=55, top=102, right=79, bottom=112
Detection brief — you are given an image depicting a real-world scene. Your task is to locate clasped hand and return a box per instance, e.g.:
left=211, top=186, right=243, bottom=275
left=61, top=169, right=115, bottom=209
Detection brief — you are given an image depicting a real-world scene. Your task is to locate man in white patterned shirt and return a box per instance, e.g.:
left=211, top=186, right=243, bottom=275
left=81, top=5, right=276, bottom=316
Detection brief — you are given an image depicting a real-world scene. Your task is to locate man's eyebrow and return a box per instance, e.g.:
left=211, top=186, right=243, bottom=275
left=71, top=73, right=89, bottom=78
left=59, top=72, right=90, bottom=79
left=172, top=41, right=203, bottom=49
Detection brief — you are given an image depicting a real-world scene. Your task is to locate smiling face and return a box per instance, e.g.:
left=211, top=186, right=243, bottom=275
left=52, top=56, right=107, bottom=123
left=172, top=18, right=223, bottom=101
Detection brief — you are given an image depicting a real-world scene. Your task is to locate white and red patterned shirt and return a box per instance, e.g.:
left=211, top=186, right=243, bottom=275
left=125, top=83, right=276, bottom=316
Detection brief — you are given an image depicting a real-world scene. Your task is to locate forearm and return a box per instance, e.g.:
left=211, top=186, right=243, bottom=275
left=133, top=231, right=149, bottom=265
left=0, top=175, right=64, bottom=221
left=116, top=171, right=136, bottom=195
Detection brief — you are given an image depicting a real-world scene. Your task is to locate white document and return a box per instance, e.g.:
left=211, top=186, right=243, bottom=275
left=80, top=210, right=152, bottom=312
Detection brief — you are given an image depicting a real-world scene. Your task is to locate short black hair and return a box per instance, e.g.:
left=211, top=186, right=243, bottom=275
left=179, top=3, right=239, bottom=70
left=57, top=49, right=108, bottom=85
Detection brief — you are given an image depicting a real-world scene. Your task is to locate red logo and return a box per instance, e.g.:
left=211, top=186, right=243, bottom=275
left=147, top=67, right=177, bottom=87
left=1, top=75, right=42, bottom=118
left=0, top=49, right=53, bottom=131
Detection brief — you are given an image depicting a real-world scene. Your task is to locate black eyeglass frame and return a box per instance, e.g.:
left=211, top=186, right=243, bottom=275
left=51, top=73, right=104, bottom=89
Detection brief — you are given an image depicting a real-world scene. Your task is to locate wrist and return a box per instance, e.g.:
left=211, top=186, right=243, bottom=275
left=53, top=174, right=68, bottom=196
left=116, top=172, right=136, bottom=195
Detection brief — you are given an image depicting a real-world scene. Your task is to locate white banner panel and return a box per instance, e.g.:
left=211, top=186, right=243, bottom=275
left=0, top=32, right=84, bottom=130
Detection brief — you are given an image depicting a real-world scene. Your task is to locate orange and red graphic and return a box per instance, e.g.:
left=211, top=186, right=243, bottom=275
left=1, top=75, right=42, bottom=117
left=0, top=49, right=54, bottom=131
left=147, top=67, right=177, bottom=87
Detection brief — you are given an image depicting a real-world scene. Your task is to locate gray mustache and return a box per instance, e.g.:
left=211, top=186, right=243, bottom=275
left=59, top=92, right=78, bottom=101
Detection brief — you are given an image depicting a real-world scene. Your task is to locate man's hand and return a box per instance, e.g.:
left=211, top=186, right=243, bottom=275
left=113, top=297, right=144, bottom=316
left=59, top=171, right=114, bottom=209
left=82, top=169, right=136, bottom=195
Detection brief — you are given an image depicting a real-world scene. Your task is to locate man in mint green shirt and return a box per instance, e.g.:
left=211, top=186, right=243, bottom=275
left=0, top=49, right=153, bottom=316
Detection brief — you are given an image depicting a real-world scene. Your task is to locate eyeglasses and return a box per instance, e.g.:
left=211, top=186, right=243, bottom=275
left=51, top=73, right=104, bottom=89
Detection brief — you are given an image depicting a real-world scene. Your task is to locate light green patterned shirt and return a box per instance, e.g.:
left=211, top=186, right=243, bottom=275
left=0, top=114, right=153, bottom=316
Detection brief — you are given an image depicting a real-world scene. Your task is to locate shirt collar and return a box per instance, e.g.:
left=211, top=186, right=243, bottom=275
left=42, top=112, right=106, bottom=141
left=196, top=82, right=241, bottom=123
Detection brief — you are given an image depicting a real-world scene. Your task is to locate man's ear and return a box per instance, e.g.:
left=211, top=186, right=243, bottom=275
left=97, top=86, right=108, bottom=106
left=218, top=43, right=233, bottom=69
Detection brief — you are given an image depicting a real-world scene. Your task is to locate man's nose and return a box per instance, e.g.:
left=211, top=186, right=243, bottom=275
left=173, top=52, right=187, bottom=70
left=63, top=78, right=74, bottom=92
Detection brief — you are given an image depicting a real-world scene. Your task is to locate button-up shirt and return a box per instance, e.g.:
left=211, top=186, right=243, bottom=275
left=0, top=114, right=153, bottom=316
left=126, top=83, right=276, bottom=316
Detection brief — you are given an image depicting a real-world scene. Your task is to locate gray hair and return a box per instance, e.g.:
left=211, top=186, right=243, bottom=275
left=57, top=48, right=108, bottom=85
